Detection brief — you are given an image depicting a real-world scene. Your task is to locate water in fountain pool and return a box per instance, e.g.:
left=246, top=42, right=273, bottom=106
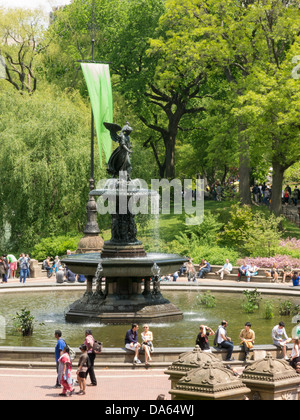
left=0, top=290, right=297, bottom=348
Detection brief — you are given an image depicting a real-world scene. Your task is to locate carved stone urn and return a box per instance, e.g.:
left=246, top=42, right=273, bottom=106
left=241, top=352, right=300, bottom=400
left=170, top=360, right=251, bottom=400
left=165, top=346, right=222, bottom=389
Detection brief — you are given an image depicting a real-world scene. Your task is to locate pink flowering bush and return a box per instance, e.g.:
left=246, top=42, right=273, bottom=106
left=237, top=255, right=300, bottom=270
left=280, top=238, right=300, bottom=250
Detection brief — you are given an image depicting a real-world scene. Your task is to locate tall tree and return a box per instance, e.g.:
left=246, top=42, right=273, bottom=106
left=0, top=8, right=49, bottom=94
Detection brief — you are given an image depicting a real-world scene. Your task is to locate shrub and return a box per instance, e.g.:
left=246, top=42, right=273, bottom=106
left=12, top=308, right=44, bottom=337
left=237, top=255, right=300, bottom=270
left=31, top=234, right=82, bottom=261
left=278, top=238, right=300, bottom=259
left=243, top=289, right=262, bottom=307
left=279, top=300, right=294, bottom=316
left=264, top=301, right=274, bottom=320
left=242, top=213, right=282, bottom=258
left=183, top=211, right=224, bottom=245
left=196, top=291, right=216, bottom=308
left=220, top=204, right=253, bottom=250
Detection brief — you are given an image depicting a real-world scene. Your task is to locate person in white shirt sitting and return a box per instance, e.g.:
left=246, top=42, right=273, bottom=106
left=216, top=259, right=233, bottom=280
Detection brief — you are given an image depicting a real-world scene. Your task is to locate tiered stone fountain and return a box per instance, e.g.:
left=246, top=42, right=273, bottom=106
left=63, top=122, right=187, bottom=324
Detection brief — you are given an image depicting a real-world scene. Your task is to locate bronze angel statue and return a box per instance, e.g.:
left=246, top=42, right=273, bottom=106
left=103, top=121, right=133, bottom=180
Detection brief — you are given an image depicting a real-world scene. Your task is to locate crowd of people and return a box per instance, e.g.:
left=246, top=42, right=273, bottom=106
left=53, top=318, right=300, bottom=398
left=251, top=183, right=300, bottom=207
left=54, top=329, right=99, bottom=397
left=195, top=319, right=300, bottom=371
left=54, top=324, right=154, bottom=397
left=42, top=253, right=86, bottom=283
left=0, top=253, right=31, bottom=284
left=0, top=251, right=86, bottom=285
left=282, top=185, right=300, bottom=207
left=162, top=258, right=300, bottom=286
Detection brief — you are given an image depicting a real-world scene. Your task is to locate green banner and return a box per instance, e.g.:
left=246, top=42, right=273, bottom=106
left=81, top=63, right=113, bottom=166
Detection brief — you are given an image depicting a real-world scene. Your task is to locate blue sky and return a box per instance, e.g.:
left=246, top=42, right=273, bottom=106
left=0, top=0, right=71, bottom=13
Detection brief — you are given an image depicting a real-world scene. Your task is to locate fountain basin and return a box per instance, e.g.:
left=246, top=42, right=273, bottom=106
left=62, top=252, right=187, bottom=277
left=62, top=252, right=188, bottom=324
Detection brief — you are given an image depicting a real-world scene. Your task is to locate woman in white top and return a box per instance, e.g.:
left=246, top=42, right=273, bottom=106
left=289, top=338, right=300, bottom=369
left=141, top=324, right=154, bottom=365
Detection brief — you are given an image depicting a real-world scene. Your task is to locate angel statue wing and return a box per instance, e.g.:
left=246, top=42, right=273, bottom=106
left=103, top=122, right=122, bottom=143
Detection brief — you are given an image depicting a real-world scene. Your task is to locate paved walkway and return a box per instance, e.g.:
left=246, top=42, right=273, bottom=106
left=0, top=367, right=171, bottom=400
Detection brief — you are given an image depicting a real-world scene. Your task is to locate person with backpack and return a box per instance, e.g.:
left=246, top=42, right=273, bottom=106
left=214, top=320, right=235, bottom=361
left=18, top=253, right=29, bottom=284
left=84, top=329, right=97, bottom=387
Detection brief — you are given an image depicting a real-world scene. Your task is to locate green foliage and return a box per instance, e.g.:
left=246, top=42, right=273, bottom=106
left=220, top=204, right=283, bottom=257
left=183, top=211, right=224, bottom=245
left=196, top=291, right=216, bottom=308
left=12, top=308, right=44, bottom=336
left=220, top=204, right=253, bottom=250
left=0, top=87, right=105, bottom=252
left=279, top=300, right=294, bottom=316
left=243, top=213, right=283, bottom=258
left=241, top=289, right=262, bottom=313
left=30, top=234, right=82, bottom=261
left=264, top=301, right=274, bottom=320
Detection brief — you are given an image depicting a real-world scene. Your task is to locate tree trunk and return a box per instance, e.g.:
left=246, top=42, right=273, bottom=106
left=165, top=136, right=176, bottom=179
left=238, top=125, right=251, bottom=205
left=270, top=161, right=284, bottom=217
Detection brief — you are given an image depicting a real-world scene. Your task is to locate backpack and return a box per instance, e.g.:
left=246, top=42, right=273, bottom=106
left=213, top=327, right=221, bottom=347
left=93, top=341, right=103, bottom=354
left=64, top=342, right=76, bottom=361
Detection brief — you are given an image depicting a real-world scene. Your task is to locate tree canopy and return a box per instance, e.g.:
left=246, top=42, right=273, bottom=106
left=1, top=0, right=300, bottom=253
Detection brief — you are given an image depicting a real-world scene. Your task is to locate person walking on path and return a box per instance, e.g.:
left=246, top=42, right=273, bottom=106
left=84, top=329, right=97, bottom=386
left=125, top=323, right=141, bottom=364
left=76, top=344, right=89, bottom=395
left=214, top=320, right=235, bottom=361
left=239, top=322, right=255, bottom=362
left=58, top=346, right=74, bottom=397
left=54, top=330, right=66, bottom=388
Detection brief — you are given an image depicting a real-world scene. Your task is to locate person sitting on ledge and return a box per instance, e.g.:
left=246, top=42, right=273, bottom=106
left=239, top=322, right=255, bottom=362
left=265, top=263, right=279, bottom=283
left=214, top=320, right=235, bottom=362
left=125, top=323, right=141, bottom=364
left=282, top=261, right=293, bottom=283
left=245, top=264, right=259, bottom=283
left=197, top=259, right=211, bottom=279
left=196, top=325, right=215, bottom=353
left=292, top=271, right=300, bottom=287
left=272, top=321, right=292, bottom=360
left=237, top=263, right=249, bottom=282
left=216, top=259, right=233, bottom=280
